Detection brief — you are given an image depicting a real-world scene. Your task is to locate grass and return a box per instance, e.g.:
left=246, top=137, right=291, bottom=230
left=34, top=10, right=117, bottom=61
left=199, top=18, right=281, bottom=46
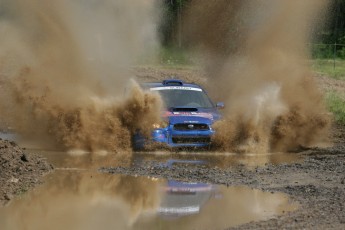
left=312, top=59, right=345, bottom=80
left=157, top=50, right=345, bottom=77
left=326, top=91, right=345, bottom=125
left=136, top=46, right=196, bottom=69
left=145, top=48, right=345, bottom=77
left=158, top=46, right=195, bottom=67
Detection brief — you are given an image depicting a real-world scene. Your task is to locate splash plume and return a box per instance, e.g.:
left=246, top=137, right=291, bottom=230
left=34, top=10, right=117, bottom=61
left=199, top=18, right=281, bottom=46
left=0, top=0, right=162, bottom=152
left=184, top=0, right=331, bottom=152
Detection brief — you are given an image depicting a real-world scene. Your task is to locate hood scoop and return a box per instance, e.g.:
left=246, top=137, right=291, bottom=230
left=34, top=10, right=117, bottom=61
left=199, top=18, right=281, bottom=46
left=171, top=107, right=198, bottom=112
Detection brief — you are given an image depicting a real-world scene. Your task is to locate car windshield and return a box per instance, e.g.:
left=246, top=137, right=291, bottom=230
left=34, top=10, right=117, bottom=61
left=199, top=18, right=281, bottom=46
left=151, top=88, right=214, bottom=108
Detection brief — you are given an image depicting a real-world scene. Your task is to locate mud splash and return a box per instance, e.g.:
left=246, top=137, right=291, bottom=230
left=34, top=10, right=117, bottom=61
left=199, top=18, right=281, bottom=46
left=184, top=0, right=331, bottom=152
left=0, top=0, right=162, bottom=152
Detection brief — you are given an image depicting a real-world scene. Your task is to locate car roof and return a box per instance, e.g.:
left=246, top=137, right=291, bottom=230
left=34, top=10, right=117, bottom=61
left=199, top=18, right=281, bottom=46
left=142, top=79, right=203, bottom=90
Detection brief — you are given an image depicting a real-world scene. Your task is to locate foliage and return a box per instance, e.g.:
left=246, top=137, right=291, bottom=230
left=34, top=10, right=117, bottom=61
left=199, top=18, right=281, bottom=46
left=312, top=59, right=345, bottom=79
left=326, top=91, right=345, bottom=125
left=158, top=46, right=193, bottom=66
left=315, top=0, right=345, bottom=45
left=160, top=0, right=345, bottom=54
left=311, top=43, right=345, bottom=59
left=160, top=0, right=190, bottom=46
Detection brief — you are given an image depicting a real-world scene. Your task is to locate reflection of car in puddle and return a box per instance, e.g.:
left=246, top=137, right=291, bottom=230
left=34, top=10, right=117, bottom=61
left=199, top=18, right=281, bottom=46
left=0, top=166, right=298, bottom=230
left=157, top=159, right=220, bottom=219
left=158, top=180, right=219, bottom=218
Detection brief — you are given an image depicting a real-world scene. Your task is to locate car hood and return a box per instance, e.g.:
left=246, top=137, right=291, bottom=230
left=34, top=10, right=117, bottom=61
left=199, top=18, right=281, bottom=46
left=163, top=108, right=221, bottom=125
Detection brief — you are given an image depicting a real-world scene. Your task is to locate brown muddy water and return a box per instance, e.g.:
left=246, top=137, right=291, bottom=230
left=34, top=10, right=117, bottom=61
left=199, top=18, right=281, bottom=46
left=0, top=150, right=299, bottom=230
left=27, top=149, right=303, bottom=170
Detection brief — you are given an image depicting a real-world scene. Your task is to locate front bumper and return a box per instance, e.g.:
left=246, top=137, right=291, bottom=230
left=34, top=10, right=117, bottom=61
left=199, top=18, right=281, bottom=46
left=133, top=125, right=215, bottom=150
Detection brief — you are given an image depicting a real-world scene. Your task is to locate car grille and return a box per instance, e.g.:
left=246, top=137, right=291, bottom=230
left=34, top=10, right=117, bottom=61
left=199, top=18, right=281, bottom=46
left=173, top=123, right=209, bottom=131
left=172, top=136, right=211, bottom=144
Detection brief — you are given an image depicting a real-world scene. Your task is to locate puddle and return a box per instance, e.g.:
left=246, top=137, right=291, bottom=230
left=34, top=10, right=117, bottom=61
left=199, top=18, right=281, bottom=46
left=0, top=171, right=297, bottom=230
left=26, top=149, right=133, bottom=170
left=134, top=151, right=303, bottom=169
left=26, top=150, right=302, bottom=172
left=3, top=126, right=302, bottom=170
left=0, top=132, right=17, bottom=142
left=0, top=148, right=300, bottom=228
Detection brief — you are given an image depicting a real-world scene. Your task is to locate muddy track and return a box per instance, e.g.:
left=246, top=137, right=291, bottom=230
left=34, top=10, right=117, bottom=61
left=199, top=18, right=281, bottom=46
left=101, top=143, right=345, bottom=229
left=0, top=139, right=53, bottom=206
left=1, top=67, right=345, bottom=229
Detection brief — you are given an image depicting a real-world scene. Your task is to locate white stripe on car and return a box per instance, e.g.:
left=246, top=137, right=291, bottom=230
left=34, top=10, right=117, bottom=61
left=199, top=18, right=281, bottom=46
left=150, top=86, right=202, bottom=91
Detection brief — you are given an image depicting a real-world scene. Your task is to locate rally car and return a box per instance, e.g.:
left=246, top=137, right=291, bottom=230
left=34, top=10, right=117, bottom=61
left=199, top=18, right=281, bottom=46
left=133, top=79, right=223, bottom=149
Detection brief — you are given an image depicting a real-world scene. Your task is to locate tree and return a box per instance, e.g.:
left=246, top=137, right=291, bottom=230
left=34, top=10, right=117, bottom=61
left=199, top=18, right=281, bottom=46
left=159, top=0, right=190, bottom=47
left=320, top=0, right=345, bottom=44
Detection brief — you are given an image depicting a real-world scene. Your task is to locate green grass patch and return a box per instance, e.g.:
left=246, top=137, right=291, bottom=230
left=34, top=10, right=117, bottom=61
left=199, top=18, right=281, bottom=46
left=312, top=59, right=345, bottom=80
left=136, top=47, right=196, bottom=68
left=158, top=47, right=195, bottom=67
left=326, top=91, right=345, bottom=125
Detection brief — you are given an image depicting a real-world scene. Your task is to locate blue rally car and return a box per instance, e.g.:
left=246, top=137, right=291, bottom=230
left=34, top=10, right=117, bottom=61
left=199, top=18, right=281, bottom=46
left=133, top=79, right=223, bottom=150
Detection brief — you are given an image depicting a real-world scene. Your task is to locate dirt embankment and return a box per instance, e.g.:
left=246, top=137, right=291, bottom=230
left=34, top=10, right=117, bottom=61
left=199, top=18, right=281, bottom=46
left=0, top=139, right=53, bottom=206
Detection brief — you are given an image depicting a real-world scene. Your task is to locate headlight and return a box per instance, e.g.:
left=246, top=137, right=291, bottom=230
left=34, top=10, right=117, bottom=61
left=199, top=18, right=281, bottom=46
left=152, top=121, right=168, bottom=129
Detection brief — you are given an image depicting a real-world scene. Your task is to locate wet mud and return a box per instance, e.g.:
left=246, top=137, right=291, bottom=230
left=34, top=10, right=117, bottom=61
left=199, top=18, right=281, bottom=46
left=102, top=145, right=345, bottom=229
left=0, top=139, right=53, bottom=206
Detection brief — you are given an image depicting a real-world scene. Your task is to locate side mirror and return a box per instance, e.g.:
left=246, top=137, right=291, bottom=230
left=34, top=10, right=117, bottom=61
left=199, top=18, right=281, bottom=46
left=216, top=102, right=225, bottom=109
